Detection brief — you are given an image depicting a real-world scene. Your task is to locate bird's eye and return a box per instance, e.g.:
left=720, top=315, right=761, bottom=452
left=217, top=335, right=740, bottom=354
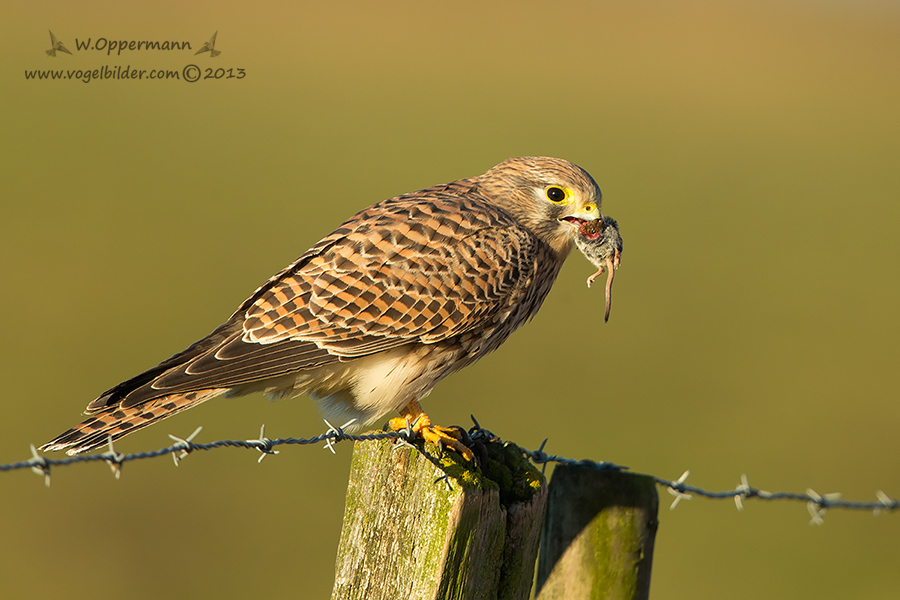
left=545, top=186, right=567, bottom=202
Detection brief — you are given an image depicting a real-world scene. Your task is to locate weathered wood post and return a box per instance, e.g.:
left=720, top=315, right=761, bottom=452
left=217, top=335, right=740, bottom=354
left=535, top=465, right=659, bottom=600
left=331, top=437, right=547, bottom=600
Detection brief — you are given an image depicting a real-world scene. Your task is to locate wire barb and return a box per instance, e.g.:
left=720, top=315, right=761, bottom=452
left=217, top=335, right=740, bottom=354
left=874, top=490, right=897, bottom=516
left=246, top=424, right=280, bottom=463
left=667, top=470, right=693, bottom=510
left=734, top=474, right=751, bottom=511
left=167, top=426, right=204, bottom=466
left=28, top=444, right=51, bottom=488
left=323, top=419, right=357, bottom=455
left=806, top=489, right=842, bottom=525
left=101, top=436, right=124, bottom=480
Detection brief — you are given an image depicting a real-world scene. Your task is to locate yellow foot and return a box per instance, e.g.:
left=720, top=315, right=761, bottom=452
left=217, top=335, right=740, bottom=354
left=388, top=401, right=475, bottom=462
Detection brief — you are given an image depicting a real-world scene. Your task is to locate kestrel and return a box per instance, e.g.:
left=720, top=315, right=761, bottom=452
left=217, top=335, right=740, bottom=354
left=41, top=157, right=608, bottom=459
left=575, top=216, right=623, bottom=322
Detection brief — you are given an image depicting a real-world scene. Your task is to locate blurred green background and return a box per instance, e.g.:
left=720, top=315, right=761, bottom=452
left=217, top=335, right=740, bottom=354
left=2, top=1, right=898, bottom=598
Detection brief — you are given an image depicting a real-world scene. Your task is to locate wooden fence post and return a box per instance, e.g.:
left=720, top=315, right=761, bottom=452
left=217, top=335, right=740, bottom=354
left=331, top=437, right=547, bottom=600
left=535, top=465, right=659, bottom=600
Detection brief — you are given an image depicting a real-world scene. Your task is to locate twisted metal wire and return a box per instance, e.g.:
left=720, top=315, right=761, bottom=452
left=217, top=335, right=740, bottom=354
left=3, top=417, right=897, bottom=523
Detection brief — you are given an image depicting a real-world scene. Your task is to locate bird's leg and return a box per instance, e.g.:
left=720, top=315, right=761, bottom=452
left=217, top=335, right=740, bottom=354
left=388, top=400, right=475, bottom=461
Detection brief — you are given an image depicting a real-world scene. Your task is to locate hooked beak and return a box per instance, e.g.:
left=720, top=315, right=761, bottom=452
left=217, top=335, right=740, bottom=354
left=560, top=214, right=603, bottom=239
left=559, top=201, right=602, bottom=236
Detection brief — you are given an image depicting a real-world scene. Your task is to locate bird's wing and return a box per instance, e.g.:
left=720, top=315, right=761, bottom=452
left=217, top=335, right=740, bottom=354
left=100, top=188, right=538, bottom=409
left=244, top=194, right=535, bottom=349
left=49, top=31, right=58, bottom=45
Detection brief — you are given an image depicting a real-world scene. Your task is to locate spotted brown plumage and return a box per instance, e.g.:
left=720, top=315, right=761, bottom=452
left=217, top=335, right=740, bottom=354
left=41, top=157, right=606, bottom=456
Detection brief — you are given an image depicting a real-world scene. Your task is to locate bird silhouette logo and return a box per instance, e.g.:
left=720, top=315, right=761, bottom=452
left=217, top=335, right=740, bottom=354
left=46, top=31, right=72, bottom=57
left=195, top=31, right=221, bottom=57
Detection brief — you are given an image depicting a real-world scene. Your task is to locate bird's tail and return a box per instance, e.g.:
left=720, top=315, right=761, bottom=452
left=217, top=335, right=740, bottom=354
left=40, top=388, right=227, bottom=456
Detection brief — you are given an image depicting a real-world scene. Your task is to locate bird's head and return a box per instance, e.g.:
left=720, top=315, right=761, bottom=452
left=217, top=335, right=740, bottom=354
left=477, top=157, right=603, bottom=256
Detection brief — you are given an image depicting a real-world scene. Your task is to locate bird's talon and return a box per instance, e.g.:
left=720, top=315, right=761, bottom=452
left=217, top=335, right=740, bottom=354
left=419, top=426, right=475, bottom=462
left=387, top=402, right=476, bottom=461
left=387, top=416, right=410, bottom=432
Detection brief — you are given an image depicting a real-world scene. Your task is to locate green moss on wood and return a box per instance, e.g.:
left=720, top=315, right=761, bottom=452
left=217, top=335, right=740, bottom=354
left=481, top=440, right=544, bottom=506
left=333, top=434, right=547, bottom=600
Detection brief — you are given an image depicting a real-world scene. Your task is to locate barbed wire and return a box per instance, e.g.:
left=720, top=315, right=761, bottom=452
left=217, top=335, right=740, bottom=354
left=2, top=417, right=897, bottom=524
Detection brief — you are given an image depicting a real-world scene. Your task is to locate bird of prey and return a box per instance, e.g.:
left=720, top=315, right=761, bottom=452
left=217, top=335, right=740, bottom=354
left=574, top=216, right=623, bottom=322
left=195, top=31, right=221, bottom=57
left=46, top=31, right=72, bottom=57
left=41, top=157, right=609, bottom=459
